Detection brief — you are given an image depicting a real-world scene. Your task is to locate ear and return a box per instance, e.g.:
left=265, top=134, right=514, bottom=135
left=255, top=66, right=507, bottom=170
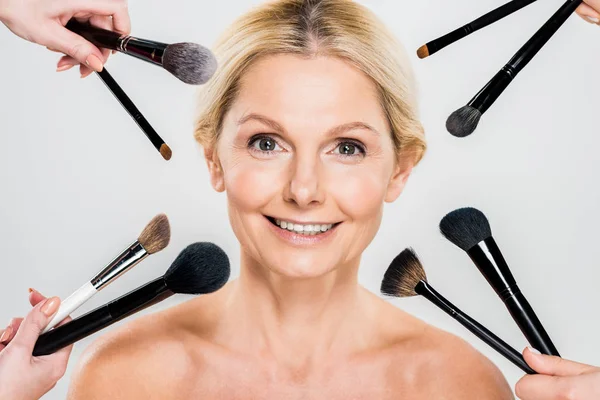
left=204, top=146, right=225, bottom=192
left=384, top=157, right=414, bottom=203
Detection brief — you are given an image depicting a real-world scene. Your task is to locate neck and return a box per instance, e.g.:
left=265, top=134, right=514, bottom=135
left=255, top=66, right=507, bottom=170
left=220, top=249, right=375, bottom=367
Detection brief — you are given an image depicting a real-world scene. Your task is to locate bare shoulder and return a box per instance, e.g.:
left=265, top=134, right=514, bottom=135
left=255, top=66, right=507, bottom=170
left=376, top=300, right=514, bottom=399
left=67, top=291, right=225, bottom=400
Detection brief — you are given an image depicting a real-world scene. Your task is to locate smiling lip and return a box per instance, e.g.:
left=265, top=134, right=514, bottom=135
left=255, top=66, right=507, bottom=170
left=264, top=215, right=341, bottom=246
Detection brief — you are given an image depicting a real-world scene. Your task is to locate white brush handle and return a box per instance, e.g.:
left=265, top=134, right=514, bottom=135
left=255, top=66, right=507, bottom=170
left=43, top=282, right=97, bottom=333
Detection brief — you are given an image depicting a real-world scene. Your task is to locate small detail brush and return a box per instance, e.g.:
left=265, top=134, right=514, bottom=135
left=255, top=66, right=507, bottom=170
left=381, top=248, right=535, bottom=374
left=43, top=214, right=171, bottom=333
left=66, top=19, right=217, bottom=85
left=34, top=242, right=230, bottom=356
left=440, top=207, right=560, bottom=356
left=446, top=0, right=582, bottom=137
left=417, top=0, right=538, bottom=59
left=96, top=68, right=172, bottom=160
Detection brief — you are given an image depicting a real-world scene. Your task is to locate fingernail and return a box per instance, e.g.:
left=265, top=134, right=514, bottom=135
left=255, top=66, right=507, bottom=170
left=584, top=16, right=600, bottom=24
left=0, top=326, right=12, bottom=343
left=528, top=346, right=541, bottom=355
left=56, top=64, right=74, bottom=72
left=41, top=297, right=59, bottom=317
left=85, top=54, right=104, bottom=72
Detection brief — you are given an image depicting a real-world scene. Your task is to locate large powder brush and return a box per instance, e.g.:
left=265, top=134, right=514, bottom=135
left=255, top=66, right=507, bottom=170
left=34, top=242, right=230, bottom=356
left=440, top=207, right=559, bottom=356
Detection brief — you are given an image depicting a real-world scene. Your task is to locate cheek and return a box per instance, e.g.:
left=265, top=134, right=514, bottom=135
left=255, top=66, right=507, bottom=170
left=326, top=164, right=389, bottom=220
left=223, top=158, right=284, bottom=212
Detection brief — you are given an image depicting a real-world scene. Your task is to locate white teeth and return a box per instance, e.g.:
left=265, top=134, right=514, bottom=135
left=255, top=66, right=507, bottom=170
left=273, top=218, right=336, bottom=235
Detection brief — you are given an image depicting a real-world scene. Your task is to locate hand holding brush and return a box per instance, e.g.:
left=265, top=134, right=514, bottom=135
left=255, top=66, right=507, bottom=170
left=0, top=291, right=72, bottom=400
left=516, top=348, right=600, bottom=399
left=0, top=0, right=131, bottom=77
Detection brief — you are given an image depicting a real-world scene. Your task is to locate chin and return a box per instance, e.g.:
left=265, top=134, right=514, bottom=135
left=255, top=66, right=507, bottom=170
left=266, top=255, right=340, bottom=279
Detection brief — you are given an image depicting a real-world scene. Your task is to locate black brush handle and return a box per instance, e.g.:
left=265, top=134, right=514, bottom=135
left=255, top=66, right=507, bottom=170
left=416, top=281, right=535, bottom=374
left=426, top=0, right=538, bottom=56
left=468, top=238, right=560, bottom=357
left=66, top=19, right=167, bottom=66
left=33, top=278, right=173, bottom=356
left=95, top=68, right=167, bottom=155
left=508, top=0, right=581, bottom=71
left=503, top=291, right=560, bottom=356
left=468, top=0, right=582, bottom=113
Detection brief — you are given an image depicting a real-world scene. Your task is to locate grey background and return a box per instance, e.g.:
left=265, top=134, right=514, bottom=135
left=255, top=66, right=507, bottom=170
left=0, top=0, right=598, bottom=398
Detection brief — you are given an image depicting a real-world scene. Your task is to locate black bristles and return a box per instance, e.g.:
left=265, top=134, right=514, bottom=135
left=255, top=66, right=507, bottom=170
left=446, top=106, right=481, bottom=137
left=381, top=248, right=427, bottom=298
left=165, top=242, right=230, bottom=294
left=163, top=43, right=218, bottom=85
left=439, top=207, right=492, bottom=251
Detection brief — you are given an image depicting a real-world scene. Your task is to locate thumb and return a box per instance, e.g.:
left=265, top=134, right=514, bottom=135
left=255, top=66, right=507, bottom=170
left=10, top=297, right=61, bottom=354
left=524, top=347, right=595, bottom=376
left=43, top=23, right=104, bottom=72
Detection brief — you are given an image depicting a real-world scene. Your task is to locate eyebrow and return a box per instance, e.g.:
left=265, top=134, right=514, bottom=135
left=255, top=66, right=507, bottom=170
left=237, top=113, right=381, bottom=137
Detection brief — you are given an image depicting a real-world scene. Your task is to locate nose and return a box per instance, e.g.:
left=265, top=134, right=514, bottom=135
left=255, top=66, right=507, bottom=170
left=283, top=153, right=325, bottom=208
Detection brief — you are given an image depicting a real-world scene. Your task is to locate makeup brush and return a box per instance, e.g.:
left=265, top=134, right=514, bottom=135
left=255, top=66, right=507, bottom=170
left=381, top=248, right=535, bottom=374
left=66, top=19, right=217, bottom=85
left=439, top=207, right=559, bottom=356
left=43, top=214, right=171, bottom=333
left=33, top=242, right=230, bottom=356
left=417, top=0, right=538, bottom=59
left=446, top=0, right=582, bottom=137
left=97, top=68, right=171, bottom=160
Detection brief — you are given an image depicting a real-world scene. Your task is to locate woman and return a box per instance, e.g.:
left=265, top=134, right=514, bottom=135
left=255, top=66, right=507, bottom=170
left=0, top=0, right=599, bottom=399
left=66, top=1, right=513, bottom=398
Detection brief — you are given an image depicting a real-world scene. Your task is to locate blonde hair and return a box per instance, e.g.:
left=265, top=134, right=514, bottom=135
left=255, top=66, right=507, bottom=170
left=194, top=0, right=426, bottom=164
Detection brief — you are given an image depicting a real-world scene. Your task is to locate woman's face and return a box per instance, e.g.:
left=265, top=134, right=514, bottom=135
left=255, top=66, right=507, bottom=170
left=207, top=54, right=412, bottom=278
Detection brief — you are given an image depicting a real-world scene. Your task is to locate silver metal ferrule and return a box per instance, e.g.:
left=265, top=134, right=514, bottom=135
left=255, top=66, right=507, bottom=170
left=91, top=241, right=148, bottom=290
left=118, top=35, right=133, bottom=52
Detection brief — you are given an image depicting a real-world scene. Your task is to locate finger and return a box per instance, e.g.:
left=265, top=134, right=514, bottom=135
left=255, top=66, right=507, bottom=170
left=88, top=15, right=113, bottom=63
left=516, top=374, right=581, bottom=400
left=68, top=0, right=131, bottom=35
left=29, top=288, right=47, bottom=307
left=43, top=23, right=104, bottom=72
left=523, top=347, right=595, bottom=376
left=30, top=289, right=72, bottom=327
left=0, top=325, right=13, bottom=345
left=0, top=317, right=24, bottom=346
left=57, top=55, right=79, bottom=72
left=583, top=0, right=600, bottom=14
left=10, top=297, right=61, bottom=354
left=577, top=3, right=600, bottom=22
left=80, top=64, right=94, bottom=78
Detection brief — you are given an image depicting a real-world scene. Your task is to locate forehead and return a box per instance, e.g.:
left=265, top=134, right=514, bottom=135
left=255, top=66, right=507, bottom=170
left=232, top=54, right=388, bottom=132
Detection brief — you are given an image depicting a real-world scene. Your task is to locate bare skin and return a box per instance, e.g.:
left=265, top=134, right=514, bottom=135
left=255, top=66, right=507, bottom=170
left=68, top=55, right=513, bottom=399
left=68, top=283, right=512, bottom=399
